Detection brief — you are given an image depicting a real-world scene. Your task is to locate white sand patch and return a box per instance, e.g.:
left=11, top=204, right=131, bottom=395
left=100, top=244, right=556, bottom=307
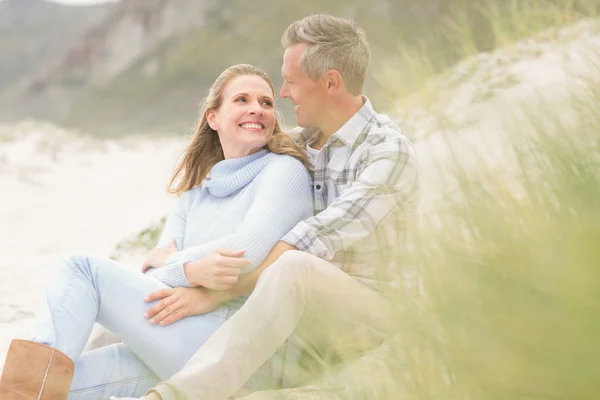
left=0, top=121, right=186, bottom=363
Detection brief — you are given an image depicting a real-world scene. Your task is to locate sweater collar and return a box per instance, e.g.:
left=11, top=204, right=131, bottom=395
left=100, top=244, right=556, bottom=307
left=202, top=149, right=274, bottom=197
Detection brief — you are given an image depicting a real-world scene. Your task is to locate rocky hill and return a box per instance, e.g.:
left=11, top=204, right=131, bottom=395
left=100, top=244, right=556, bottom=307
left=0, top=0, right=113, bottom=105
left=1, top=0, right=597, bottom=136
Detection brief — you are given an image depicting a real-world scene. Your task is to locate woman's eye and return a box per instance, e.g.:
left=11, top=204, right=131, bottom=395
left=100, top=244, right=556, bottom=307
left=235, top=97, right=246, bottom=102
left=262, top=100, right=273, bottom=107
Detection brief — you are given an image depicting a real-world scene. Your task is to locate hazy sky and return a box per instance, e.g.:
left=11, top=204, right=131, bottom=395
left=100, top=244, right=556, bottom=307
left=0, top=0, right=120, bottom=4
left=49, top=0, right=119, bottom=4
left=0, top=0, right=120, bottom=3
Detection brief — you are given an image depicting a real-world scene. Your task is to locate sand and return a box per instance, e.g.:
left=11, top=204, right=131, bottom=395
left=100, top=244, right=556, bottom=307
left=0, top=121, right=186, bottom=364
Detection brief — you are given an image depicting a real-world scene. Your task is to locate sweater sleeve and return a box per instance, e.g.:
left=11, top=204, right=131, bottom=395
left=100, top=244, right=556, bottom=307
left=155, top=189, right=193, bottom=250
left=156, top=156, right=313, bottom=285
left=144, top=189, right=195, bottom=287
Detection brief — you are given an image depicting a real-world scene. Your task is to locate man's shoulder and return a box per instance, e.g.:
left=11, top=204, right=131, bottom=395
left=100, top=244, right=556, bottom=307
left=360, top=111, right=415, bottom=156
left=366, top=110, right=405, bottom=140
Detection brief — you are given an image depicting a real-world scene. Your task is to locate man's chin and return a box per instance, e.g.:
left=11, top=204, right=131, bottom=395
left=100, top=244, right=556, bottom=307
left=295, top=118, right=315, bottom=129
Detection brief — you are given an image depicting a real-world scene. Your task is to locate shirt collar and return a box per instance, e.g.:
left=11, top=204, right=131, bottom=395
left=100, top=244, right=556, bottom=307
left=299, top=96, right=375, bottom=148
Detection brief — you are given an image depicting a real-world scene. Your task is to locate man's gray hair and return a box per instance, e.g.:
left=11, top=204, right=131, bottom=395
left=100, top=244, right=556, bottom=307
left=282, top=14, right=370, bottom=96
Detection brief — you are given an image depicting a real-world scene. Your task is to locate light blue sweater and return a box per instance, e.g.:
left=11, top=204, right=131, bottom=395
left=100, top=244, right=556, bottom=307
left=145, top=149, right=313, bottom=287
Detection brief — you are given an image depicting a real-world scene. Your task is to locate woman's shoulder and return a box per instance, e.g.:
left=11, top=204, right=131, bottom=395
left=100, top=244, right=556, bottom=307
left=178, top=185, right=205, bottom=202
left=262, top=153, right=309, bottom=176
left=252, top=153, right=311, bottom=188
left=181, top=185, right=204, bottom=196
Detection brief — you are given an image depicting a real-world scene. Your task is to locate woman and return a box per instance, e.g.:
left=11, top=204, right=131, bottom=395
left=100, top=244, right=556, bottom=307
left=0, top=64, right=313, bottom=400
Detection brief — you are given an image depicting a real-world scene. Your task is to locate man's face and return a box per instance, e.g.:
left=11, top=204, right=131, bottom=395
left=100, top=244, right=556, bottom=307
left=280, top=43, right=328, bottom=129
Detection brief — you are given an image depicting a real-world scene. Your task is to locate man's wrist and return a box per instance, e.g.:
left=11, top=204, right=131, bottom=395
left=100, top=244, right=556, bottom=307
left=213, top=286, right=237, bottom=303
left=183, top=260, right=203, bottom=287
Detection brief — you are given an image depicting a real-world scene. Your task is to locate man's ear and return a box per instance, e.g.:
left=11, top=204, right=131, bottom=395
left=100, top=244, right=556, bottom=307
left=326, top=70, right=343, bottom=93
left=206, top=109, right=219, bottom=131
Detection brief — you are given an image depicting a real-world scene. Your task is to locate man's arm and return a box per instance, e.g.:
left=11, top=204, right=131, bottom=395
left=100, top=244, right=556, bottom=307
left=143, top=241, right=298, bottom=327
left=281, top=137, right=418, bottom=260
left=212, top=241, right=297, bottom=303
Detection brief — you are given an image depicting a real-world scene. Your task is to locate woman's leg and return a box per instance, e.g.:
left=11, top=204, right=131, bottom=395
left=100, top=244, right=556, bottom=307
left=68, top=343, right=159, bottom=400
left=30, top=252, right=229, bottom=380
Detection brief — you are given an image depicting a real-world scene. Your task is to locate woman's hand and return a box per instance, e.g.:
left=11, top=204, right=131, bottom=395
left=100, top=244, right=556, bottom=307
left=141, top=240, right=178, bottom=272
left=183, top=249, right=250, bottom=290
left=143, top=287, right=228, bottom=326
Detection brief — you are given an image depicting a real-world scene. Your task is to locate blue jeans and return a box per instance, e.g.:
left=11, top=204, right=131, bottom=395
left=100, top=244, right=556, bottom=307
left=29, top=253, right=229, bottom=400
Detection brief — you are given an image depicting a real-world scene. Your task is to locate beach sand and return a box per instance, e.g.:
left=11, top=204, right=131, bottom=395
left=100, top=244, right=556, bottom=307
left=0, top=122, right=185, bottom=364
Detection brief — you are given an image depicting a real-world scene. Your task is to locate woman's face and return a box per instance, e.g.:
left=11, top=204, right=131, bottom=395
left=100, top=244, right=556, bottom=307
left=207, top=74, right=276, bottom=159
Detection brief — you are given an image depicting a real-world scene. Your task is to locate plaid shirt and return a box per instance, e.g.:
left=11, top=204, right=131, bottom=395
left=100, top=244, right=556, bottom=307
left=239, top=99, right=419, bottom=394
left=281, top=98, right=419, bottom=292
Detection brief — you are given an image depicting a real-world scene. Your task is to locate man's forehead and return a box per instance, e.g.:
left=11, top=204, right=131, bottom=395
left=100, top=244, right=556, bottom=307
left=283, top=44, right=307, bottom=65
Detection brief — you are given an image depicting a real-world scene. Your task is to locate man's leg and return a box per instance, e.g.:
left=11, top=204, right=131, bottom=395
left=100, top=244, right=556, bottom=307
left=153, top=250, right=395, bottom=400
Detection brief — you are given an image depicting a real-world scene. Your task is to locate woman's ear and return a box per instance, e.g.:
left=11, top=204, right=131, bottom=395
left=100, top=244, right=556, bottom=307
left=206, top=109, right=219, bottom=131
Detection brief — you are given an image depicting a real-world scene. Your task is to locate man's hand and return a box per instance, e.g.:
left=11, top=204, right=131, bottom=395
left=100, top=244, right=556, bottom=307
left=221, top=241, right=297, bottom=299
left=144, top=286, right=226, bottom=326
left=184, top=249, right=250, bottom=289
left=141, top=240, right=178, bottom=272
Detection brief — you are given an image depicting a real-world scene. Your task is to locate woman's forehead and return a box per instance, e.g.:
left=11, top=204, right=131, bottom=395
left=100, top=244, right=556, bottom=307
left=224, top=75, right=273, bottom=97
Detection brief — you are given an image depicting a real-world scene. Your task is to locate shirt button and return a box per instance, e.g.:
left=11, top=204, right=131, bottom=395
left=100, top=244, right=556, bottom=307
left=315, top=184, right=322, bottom=190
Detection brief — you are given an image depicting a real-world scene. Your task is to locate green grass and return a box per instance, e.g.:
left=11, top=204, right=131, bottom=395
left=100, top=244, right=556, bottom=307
left=371, top=0, right=600, bottom=109
left=369, top=46, right=600, bottom=400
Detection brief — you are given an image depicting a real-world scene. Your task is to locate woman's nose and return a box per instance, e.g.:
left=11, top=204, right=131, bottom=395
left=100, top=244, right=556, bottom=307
left=248, top=104, right=264, bottom=115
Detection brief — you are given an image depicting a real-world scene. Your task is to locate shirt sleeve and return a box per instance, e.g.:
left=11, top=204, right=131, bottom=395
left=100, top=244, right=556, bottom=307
left=281, top=136, right=418, bottom=260
left=150, top=157, right=313, bottom=286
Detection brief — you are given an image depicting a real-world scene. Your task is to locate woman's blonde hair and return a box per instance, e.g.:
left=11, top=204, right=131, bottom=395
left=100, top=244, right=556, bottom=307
left=168, top=64, right=307, bottom=195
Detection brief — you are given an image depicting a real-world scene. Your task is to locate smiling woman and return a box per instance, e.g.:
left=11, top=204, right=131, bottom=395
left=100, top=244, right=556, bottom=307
left=206, top=75, right=277, bottom=159
left=167, top=64, right=307, bottom=195
left=0, top=64, right=313, bottom=400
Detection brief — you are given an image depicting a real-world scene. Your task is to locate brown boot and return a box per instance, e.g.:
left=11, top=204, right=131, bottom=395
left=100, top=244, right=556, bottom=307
left=0, top=339, right=74, bottom=400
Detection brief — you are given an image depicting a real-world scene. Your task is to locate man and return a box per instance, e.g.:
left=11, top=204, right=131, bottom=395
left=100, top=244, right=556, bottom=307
left=116, top=13, right=418, bottom=400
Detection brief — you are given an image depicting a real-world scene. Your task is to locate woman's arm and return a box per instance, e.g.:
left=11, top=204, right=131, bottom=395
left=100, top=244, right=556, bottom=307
left=149, top=157, right=313, bottom=288
left=142, top=190, right=195, bottom=286
left=154, top=190, right=194, bottom=250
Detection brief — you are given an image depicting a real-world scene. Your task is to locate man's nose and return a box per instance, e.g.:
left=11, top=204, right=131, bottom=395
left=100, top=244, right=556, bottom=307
left=279, top=83, right=288, bottom=99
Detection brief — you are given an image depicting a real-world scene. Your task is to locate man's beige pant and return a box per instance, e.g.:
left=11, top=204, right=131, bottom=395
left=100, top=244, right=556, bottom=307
left=153, top=251, right=396, bottom=400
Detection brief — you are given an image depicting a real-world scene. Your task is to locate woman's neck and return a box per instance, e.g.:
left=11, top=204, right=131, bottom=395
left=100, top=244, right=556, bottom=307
left=202, top=149, right=274, bottom=197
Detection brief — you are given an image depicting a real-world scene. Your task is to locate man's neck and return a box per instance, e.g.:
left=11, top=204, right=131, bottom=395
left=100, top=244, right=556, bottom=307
left=311, top=95, right=364, bottom=150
